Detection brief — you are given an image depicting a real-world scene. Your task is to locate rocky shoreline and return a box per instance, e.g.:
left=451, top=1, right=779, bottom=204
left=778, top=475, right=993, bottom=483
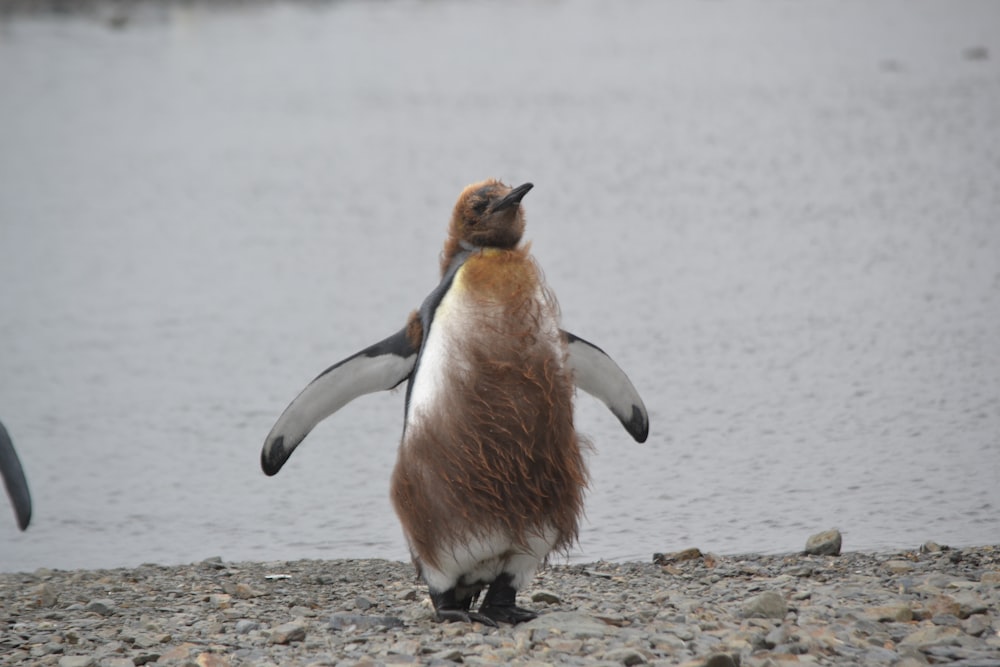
left=2, top=544, right=998, bottom=667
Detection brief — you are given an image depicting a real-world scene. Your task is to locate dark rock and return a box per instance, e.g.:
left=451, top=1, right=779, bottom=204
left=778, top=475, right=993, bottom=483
left=703, top=655, right=738, bottom=667
left=804, top=529, right=842, bottom=556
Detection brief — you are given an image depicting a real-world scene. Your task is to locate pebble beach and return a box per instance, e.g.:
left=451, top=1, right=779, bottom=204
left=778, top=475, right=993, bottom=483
left=2, top=542, right=998, bottom=667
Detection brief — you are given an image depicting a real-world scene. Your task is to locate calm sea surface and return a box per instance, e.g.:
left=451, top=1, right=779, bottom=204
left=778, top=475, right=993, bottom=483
left=1, top=0, right=998, bottom=573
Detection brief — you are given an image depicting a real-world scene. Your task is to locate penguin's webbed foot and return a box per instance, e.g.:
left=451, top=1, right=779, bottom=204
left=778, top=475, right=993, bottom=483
left=430, top=588, right=498, bottom=627
left=477, top=572, right=537, bottom=625
left=478, top=603, right=537, bottom=625
left=435, top=609, right=499, bottom=627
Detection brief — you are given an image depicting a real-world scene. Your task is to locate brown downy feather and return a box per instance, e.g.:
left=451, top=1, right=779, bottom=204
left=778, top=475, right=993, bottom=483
left=391, top=247, right=589, bottom=571
left=439, top=178, right=526, bottom=275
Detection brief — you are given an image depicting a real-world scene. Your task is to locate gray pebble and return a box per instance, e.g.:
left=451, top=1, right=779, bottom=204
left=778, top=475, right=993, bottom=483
left=328, top=613, right=404, bottom=630
left=0, top=545, right=997, bottom=666
left=31, top=582, right=59, bottom=608
left=530, top=589, right=561, bottom=604
left=57, top=657, right=95, bottom=667
left=268, top=620, right=306, bottom=644
left=741, top=591, right=787, bottom=619
left=235, top=619, right=262, bottom=634
left=84, top=598, right=116, bottom=616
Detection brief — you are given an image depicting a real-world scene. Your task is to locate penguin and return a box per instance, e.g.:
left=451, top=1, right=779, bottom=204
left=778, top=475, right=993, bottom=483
left=1, top=419, right=32, bottom=531
left=262, top=179, right=648, bottom=625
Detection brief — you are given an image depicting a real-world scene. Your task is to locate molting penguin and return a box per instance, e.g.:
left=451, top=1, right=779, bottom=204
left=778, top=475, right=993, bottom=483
left=261, top=179, right=648, bottom=625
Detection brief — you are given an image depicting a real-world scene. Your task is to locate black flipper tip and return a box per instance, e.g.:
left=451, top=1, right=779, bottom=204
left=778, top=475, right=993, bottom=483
left=627, top=405, right=649, bottom=443
left=261, top=436, right=287, bottom=476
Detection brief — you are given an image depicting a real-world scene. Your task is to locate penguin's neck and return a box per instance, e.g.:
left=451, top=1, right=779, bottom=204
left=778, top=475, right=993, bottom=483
left=441, top=239, right=521, bottom=277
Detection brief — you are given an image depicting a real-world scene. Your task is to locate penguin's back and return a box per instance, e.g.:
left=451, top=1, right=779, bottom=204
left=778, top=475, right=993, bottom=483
left=392, top=246, right=588, bottom=574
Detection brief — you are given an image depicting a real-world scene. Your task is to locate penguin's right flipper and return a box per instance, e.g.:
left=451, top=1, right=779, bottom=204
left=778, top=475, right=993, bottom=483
left=261, top=327, right=418, bottom=476
left=0, top=420, right=32, bottom=531
left=563, top=332, right=649, bottom=443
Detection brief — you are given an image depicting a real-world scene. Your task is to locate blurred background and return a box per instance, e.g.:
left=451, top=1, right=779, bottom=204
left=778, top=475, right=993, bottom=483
left=1, top=0, right=998, bottom=573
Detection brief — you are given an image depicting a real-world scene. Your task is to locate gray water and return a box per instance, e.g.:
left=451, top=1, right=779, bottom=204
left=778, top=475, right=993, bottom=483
left=1, top=0, right=998, bottom=574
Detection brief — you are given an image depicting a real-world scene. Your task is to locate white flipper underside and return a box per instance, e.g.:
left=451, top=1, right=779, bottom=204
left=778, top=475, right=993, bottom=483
left=564, top=332, right=649, bottom=443
left=261, top=328, right=417, bottom=475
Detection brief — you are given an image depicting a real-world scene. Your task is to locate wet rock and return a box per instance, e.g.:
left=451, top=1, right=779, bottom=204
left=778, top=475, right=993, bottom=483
left=741, top=591, right=787, bottom=619
left=804, top=529, right=842, bottom=556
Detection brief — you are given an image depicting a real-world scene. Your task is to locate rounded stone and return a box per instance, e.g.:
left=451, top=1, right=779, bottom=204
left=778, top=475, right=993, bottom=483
left=741, top=591, right=788, bottom=620
left=804, top=529, right=843, bottom=556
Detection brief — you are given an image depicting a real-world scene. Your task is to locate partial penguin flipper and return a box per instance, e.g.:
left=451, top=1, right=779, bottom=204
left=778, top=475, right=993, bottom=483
left=261, top=327, right=418, bottom=476
left=563, top=331, right=649, bottom=443
left=0, top=420, right=32, bottom=531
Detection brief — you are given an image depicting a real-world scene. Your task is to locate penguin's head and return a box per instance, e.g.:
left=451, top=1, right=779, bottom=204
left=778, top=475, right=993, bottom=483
left=448, top=179, right=534, bottom=251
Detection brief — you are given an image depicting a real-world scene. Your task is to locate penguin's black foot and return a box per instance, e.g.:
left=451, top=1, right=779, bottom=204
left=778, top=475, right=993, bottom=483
left=435, top=609, right=500, bottom=627
left=430, top=587, right=497, bottom=627
left=477, top=572, right=537, bottom=625
left=478, top=603, right=538, bottom=625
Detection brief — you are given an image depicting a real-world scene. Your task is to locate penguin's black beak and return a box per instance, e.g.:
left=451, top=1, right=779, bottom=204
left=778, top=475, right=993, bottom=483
left=490, top=182, right=534, bottom=212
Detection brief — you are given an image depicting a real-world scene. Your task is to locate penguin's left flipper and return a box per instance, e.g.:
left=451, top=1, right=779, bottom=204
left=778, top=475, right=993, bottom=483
left=563, top=331, right=649, bottom=443
left=261, top=327, right=418, bottom=476
left=0, top=420, right=32, bottom=531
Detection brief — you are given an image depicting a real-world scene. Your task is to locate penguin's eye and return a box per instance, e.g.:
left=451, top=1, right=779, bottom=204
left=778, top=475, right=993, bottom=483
left=472, top=199, right=489, bottom=216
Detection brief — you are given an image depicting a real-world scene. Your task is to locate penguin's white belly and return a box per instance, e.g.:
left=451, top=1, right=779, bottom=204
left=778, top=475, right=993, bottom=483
left=405, top=283, right=475, bottom=430
left=419, top=525, right=559, bottom=594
